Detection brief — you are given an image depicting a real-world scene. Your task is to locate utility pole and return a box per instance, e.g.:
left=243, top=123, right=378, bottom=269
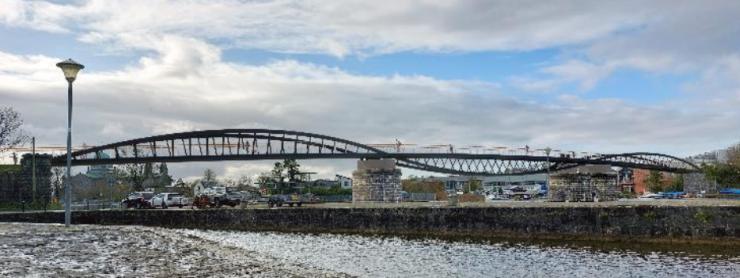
left=545, top=147, right=552, bottom=194
left=32, top=137, right=36, bottom=204
left=108, top=177, right=114, bottom=209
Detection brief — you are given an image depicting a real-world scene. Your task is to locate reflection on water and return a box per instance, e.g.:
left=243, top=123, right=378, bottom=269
left=183, top=229, right=740, bottom=278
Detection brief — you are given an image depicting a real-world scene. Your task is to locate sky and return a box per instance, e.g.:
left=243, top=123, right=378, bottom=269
left=1, top=0, right=739, bottom=180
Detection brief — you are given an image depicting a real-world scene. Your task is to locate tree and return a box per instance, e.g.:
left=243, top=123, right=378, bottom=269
left=143, top=162, right=154, bottom=179
left=114, top=164, right=146, bottom=191
left=256, top=172, right=272, bottom=188
left=728, top=144, right=740, bottom=168
left=50, top=167, right=64, bottom=202
left=0, top=107, right=29, bottom=152
left=203, top=168, right=216, bottom=184
left=237, top=175, right=253, bottom=190
left=645, top=170, right=664, bottom=193
left=703, top=163, right=740, bottom=188
left=465, top=178, right=482, bottom=193
left=158, top=163, right=173, bottom=186
left=666, top=174, right=684, bottom=192
left=283, top=159, right=301, bottom=181
left=271, top=161, right=285, bottom=183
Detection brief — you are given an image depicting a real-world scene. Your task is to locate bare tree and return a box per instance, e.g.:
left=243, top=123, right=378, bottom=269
left=237, top=175, right=253, bottom=190
left=114, top=164, right=146, bottom=191
left=0, top=107, right=29, bottom=152
left=727, top=143, right=740, bottom=167
left=51, top=167, right=65, bottom=201
left=203, top=168, right=217, bottom=184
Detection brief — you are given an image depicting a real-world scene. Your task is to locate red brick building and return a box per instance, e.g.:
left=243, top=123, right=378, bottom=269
left=632, top=169, right=675, bottom=195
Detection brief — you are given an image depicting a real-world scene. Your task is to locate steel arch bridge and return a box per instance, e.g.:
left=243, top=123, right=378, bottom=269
left=50, top=129, right=701, bottom=176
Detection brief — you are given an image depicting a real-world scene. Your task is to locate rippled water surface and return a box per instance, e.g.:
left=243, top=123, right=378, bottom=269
left=184, top=229, right=740, bottom=277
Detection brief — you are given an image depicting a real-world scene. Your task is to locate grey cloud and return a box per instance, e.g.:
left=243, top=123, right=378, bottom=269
left=2, top=1, right=740, bottom=178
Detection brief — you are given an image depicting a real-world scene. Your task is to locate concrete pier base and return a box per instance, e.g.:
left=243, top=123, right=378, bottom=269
left=351, top=159, right=402, bottom=202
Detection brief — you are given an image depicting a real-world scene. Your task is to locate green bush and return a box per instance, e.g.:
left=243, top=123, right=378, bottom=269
left=694, top=210, right=712, bottom=224
left=306, top=185, right=352, bottom=196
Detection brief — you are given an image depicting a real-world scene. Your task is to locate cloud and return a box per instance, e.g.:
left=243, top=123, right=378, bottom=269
left=0, top=0, right=74, bottom=33
left=510, top=60, right=614, bottom=92
left=2, top=1, right=739, bottom=177
left=0, top=0, right=667, bottom=57
left=1, top=36, right=738, bottom=177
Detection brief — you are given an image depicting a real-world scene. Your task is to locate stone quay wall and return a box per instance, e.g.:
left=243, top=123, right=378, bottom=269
left=1, top=206, right=738, bottom=244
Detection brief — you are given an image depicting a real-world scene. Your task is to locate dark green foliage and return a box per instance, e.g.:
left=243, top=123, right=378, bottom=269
left=0, top=164, right=21, bottom=173
left=465, top=179, right=482, bottom=193
left=308, top=185, right=352, bottom=196
left=644, top=170, right=664, bottom=193
left=703, top=163, right=740, bottom=188
left=262, top=159, right=304, bottom=194
left=694, top=210, right=712, bottom=224
left=664, top=174, right=684, bottom=192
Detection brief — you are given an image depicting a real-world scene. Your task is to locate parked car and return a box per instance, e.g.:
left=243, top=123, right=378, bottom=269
left=659, top=192, right=685, bottom=199
left=150, top=192, right=190, bottom=208
left=121, top=192, right=155, bottom=209
left=192, top=187, right=242, bottom=208
left=638, top=193, right=662, bottom=200
left=268, top=194, right=312, bottom=207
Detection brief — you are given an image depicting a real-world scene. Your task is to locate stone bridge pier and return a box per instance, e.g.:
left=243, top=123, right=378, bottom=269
left=351, top=159, right=402, bottom=203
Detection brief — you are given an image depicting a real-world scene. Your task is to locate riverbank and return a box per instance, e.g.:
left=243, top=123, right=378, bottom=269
left=1, top=203, right=738, bottom=246
left=1, top=223, right=737, bottom=277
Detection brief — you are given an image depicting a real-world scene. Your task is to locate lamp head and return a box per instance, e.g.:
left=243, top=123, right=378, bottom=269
left=56, top=58, right=84, bottom=82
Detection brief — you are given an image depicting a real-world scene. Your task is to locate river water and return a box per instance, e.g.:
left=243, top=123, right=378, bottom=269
left=184, top=229, right=740, bottom=278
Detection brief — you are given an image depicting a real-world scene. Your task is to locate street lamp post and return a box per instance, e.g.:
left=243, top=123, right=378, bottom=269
left=56, top=58, right=84, bottom=227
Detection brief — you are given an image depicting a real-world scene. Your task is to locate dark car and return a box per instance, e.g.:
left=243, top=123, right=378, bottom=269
left=268, top=194, right=307, bottom=208
left=121, top=192, right=155, bottom=209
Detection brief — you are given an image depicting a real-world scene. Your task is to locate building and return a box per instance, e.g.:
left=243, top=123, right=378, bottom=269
left=308, top=175, right=352, bottom=189
left=66, top=152, right=118, bottom=201
left=312, top=179, right=337, bottom=188
left=631, top=169, right=678, bottom=195
left=336, top=174, right=353, bottom=189
left=548, top=165, right=619, bottom=202
left=616, top=168, right=636, bottom=194
left=688, top=149, right=729, bottom=165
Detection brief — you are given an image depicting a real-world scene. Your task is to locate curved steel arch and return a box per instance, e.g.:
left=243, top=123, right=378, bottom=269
left=51, top=129, right=700, bottom=175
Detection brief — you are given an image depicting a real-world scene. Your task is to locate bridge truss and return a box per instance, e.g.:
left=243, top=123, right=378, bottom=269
left=51, top=129, right=700, bottom=176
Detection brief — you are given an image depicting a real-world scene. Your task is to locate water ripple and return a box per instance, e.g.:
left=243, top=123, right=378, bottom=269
left=183, top=229, right=740, bottom=278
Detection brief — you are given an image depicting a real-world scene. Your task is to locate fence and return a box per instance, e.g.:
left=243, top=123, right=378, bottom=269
left=318, top=195, right=352, bottom=202
left=409, top=192, right=436, bottom=201
left=70, top=200, right=123, bottom=210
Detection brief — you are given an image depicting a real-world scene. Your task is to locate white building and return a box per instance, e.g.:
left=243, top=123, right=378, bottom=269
left=336, top=174, right=353, bottom=189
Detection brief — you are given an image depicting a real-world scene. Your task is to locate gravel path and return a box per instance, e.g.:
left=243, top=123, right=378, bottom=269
left=0, top=223, right=349, bottom=277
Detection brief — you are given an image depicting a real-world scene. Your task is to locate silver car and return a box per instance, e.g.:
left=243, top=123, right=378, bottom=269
left=150, top=193, right=190, bottom=208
